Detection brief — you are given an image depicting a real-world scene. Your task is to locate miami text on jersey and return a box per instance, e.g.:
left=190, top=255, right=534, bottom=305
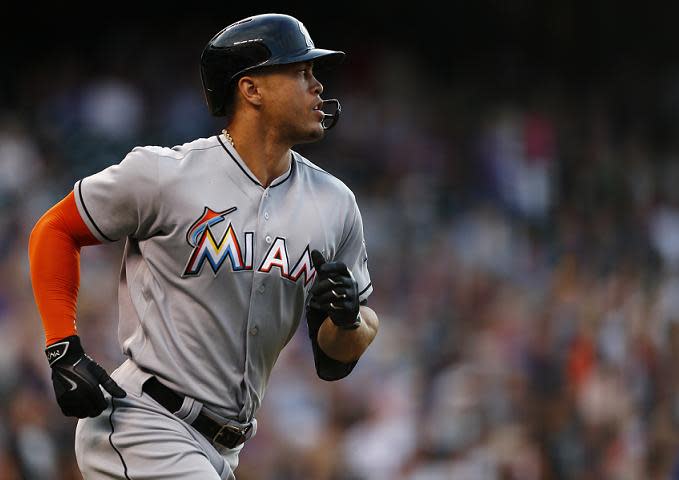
left=182, top=206, right=316, bottom=286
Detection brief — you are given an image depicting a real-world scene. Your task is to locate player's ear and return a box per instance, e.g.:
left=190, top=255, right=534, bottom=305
left=236, top=76, right=263, bottom=107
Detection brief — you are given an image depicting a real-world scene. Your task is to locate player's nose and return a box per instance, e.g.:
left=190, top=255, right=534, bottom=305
left=311, top=75, right=323, bottom=95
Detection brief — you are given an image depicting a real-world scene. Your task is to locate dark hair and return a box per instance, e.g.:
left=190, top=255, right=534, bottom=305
left=222, top=80, right=239, bottom=126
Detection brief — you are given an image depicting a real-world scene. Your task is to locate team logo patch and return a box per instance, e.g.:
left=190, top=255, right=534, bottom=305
left=182, top=206, right=317, bottom=286
left=297, top=21, right=315, bottom=49
left=186, top=206, right=237, bottom=247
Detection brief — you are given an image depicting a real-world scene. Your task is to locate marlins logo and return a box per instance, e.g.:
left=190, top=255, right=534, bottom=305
left=182, top=206, right=252, bottom=277
left=182, top=206, right=317, bottom=286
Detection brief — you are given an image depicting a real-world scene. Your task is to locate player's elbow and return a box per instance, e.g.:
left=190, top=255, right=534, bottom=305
left=28, top=207, right=76, bottom=261
left=315, top=351, right=358, bottom=381
left=29, top=212, right=52, bottom=257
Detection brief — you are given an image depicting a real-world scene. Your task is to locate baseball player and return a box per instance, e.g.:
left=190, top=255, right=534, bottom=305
left=28, top=13, right=378, bottom=479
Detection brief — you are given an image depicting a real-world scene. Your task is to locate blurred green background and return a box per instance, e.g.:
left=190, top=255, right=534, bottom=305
left=4, top=2, right=679, bottom=479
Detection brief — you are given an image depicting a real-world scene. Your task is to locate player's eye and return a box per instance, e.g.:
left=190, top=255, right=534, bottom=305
left=299, top=65, right=314, bottom=77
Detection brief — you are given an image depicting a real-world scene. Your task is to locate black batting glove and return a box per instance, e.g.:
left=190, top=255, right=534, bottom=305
left=45, top=335, right=126, bottom=418
left=309, top=249, right=361, bottom=330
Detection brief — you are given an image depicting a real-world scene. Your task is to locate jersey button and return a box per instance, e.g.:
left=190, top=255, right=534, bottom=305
left=265, top=235, right=272, bottom=243
left=264, top=212, right=269, bottom=220
left=249, top=326, right=259, bottom=336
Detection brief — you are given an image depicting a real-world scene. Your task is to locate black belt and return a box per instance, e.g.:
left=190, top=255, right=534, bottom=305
left=142, top=376, right=251, bottom=449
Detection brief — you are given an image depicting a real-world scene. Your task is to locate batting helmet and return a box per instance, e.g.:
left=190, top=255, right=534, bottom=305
left=200, top=13, right=345, bottom=127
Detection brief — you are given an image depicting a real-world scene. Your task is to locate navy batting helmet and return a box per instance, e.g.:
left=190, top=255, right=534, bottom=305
left=200, top=13, right=345, bottom=127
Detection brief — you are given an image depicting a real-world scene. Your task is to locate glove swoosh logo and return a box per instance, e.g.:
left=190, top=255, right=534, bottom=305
left=64, top=376, right=78, bottom=392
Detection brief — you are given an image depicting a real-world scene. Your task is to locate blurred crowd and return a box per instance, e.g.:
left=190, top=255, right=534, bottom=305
left=5, top=19, right=679, bottom=480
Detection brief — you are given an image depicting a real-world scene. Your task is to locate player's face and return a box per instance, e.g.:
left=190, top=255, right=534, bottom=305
left=256, top=61, right=326, bottom=144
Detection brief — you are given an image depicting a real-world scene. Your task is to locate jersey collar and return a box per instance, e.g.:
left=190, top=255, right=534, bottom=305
left=217, top=134, right=294, bottom=189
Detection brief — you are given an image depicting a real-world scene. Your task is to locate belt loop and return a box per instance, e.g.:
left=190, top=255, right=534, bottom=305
left=249, top=418, right=258, bottom=439
left=174, top=396, right=203, bottom=425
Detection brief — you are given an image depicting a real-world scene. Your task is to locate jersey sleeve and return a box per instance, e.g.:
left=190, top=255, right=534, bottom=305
left=334, top=195, right=372, bottom=302
left=73, top=147, right=161, bottom=242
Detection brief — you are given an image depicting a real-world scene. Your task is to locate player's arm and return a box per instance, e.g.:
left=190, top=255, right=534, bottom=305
left=316, top=304, right=378, bottom=363
left=29, top=192, right=99, bottom=344
left=29, top=191, right=125, bottom=418
left=306, top=250, right=378, bottom=380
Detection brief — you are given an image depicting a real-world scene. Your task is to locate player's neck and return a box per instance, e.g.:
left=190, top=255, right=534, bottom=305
left=225, top=126, right=291, bottom=188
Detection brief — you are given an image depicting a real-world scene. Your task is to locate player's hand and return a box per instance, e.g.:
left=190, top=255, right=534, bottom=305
left=45, top=335, right=126, bottom=418
left=309, top=249, right=361, bottom=330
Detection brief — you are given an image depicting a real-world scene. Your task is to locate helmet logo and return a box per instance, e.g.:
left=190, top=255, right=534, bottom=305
left=297, top=21, right=315, bottom=49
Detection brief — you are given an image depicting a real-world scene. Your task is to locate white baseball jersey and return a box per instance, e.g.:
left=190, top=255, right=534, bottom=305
left=73, top=133, right=372, bottom=423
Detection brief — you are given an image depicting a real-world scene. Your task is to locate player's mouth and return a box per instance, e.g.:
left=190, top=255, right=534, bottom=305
left=313, top=102, right=324, bottom=121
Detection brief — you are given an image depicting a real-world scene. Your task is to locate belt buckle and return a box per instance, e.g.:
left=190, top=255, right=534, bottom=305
left=212, top=423, right=251, bottom=448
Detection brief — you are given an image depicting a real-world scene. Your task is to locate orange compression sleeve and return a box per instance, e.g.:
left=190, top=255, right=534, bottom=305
left=28, top=191, right=101, bottom=346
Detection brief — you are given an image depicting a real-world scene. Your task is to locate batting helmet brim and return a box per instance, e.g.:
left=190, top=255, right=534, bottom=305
left=242, top=48, right=345, bottom=75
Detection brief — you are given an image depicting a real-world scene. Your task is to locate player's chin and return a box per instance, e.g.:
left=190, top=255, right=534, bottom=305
left=310, top=122, right=326, bottom=140
left=295, top=123, right=325, bottom=144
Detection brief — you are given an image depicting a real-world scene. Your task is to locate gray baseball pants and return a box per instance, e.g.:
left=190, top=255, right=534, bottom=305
left=75, top=360, right=246, bottom=479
